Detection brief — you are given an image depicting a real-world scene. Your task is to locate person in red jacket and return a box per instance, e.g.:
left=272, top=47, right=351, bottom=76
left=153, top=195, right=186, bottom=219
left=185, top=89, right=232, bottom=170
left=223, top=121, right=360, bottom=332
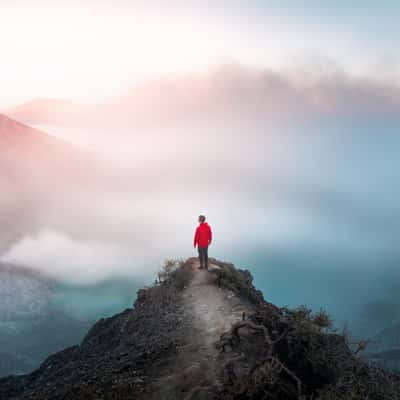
left=193, top=215, right=212, bottom=270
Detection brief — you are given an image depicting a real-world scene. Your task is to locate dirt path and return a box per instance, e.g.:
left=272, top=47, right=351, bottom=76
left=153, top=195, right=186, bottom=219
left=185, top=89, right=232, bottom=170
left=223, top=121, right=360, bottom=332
left=152, top=261, right=253, bottom=400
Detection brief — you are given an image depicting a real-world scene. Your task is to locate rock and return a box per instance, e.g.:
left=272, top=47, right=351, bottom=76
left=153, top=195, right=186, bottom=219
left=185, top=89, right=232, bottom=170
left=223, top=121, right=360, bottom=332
left=1, top=258, right=399, bottom=400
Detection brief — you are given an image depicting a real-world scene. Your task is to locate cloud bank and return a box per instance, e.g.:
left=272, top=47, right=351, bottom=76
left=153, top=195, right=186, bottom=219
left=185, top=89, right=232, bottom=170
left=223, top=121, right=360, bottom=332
left=1, top=66, right=400, bottom=314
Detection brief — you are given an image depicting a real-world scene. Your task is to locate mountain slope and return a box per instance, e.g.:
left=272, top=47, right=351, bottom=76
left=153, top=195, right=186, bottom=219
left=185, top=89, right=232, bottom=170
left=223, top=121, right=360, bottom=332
left=0, top=113, right=93, bottom=180
left=1, top=258, right=399, bottom=399
left=0, top=113, right=106, bottom=255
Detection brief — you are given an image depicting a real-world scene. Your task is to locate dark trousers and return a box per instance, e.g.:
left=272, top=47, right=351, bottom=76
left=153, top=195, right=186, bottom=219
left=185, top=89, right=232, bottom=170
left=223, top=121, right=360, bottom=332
left=198, top=246, right=208, bottom=268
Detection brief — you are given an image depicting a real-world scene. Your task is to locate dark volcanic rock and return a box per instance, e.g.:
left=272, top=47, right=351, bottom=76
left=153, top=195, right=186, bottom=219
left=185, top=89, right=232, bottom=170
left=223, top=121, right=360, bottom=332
left=0, top=260, right=189, bottom=399
left=1, top=258, right=400, bottom=400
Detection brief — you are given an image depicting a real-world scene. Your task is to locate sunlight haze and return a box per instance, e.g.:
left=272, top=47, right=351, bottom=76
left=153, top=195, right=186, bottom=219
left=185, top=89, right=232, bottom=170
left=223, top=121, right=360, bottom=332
left=1, top=1, right=399, bottom=106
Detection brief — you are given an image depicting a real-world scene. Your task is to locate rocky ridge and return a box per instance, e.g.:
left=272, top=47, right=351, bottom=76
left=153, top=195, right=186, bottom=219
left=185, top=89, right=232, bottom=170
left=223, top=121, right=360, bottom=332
left=0, top=258, right=399, bottom=400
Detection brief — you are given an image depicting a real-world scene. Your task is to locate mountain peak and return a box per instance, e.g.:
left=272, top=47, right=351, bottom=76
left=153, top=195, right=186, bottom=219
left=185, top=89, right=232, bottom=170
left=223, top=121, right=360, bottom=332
left=1, top=258, right=399, bottom=399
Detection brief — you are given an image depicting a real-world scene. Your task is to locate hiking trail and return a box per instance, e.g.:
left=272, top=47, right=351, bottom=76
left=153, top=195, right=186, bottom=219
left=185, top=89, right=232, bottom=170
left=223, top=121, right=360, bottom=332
left=151, top=260, right=253, bottom=400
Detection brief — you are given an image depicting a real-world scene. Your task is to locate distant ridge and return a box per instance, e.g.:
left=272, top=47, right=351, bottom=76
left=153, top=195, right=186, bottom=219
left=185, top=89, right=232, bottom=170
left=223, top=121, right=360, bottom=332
left=0, top=112, right=73, bottom=148
left=0, top=112, right=101, bottom=255
left=0, top=112, right=98, bottom=180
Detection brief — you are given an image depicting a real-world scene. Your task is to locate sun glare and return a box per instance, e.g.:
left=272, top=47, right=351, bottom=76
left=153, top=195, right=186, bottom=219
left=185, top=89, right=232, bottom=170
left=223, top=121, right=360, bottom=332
left=0, top=3, right=232, bottom=105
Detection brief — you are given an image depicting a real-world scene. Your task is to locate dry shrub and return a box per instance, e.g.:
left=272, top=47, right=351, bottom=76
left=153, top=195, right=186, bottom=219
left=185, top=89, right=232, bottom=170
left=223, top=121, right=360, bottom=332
left=157, top=258, right=194, bottom=291
left=210, top=260, right=264, bottom=305
left=218, top=302, right=400, bottom=400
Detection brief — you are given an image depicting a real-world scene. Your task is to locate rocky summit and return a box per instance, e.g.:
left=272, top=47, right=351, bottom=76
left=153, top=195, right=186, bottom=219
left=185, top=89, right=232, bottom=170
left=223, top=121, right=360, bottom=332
left=0, top=258, right=399, bottom=400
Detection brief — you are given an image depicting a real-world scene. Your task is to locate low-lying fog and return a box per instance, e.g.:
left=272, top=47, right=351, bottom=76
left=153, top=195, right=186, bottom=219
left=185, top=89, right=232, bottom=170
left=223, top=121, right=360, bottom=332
left=2, top=67, right=400, bottom=374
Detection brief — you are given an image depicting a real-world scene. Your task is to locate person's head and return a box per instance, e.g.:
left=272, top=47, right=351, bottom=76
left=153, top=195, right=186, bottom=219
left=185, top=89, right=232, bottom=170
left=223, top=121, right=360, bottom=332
left=198, top=215, right=206, bottom=224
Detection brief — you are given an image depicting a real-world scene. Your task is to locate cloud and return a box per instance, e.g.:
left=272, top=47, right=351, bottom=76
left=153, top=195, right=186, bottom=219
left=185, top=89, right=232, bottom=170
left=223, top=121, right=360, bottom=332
left=2, top=65, right=400, bottom=295
left=9, top=64, right=400, bottom=129
left=1, top=230, right=153, bottom=284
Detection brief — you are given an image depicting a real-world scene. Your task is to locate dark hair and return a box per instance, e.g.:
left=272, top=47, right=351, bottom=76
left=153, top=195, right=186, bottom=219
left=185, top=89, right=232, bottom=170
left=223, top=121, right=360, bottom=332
left=199, top=215, right=206, bottom=222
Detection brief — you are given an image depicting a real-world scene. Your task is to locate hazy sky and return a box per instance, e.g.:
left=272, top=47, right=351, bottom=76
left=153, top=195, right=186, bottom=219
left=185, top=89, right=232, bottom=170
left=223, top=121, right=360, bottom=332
left=1, top=0, right=399, bottom=107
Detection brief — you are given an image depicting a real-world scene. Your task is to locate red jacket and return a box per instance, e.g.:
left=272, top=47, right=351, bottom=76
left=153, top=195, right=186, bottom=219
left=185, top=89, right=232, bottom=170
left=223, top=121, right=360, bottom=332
left=194, top=222, right=212, bottom=248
